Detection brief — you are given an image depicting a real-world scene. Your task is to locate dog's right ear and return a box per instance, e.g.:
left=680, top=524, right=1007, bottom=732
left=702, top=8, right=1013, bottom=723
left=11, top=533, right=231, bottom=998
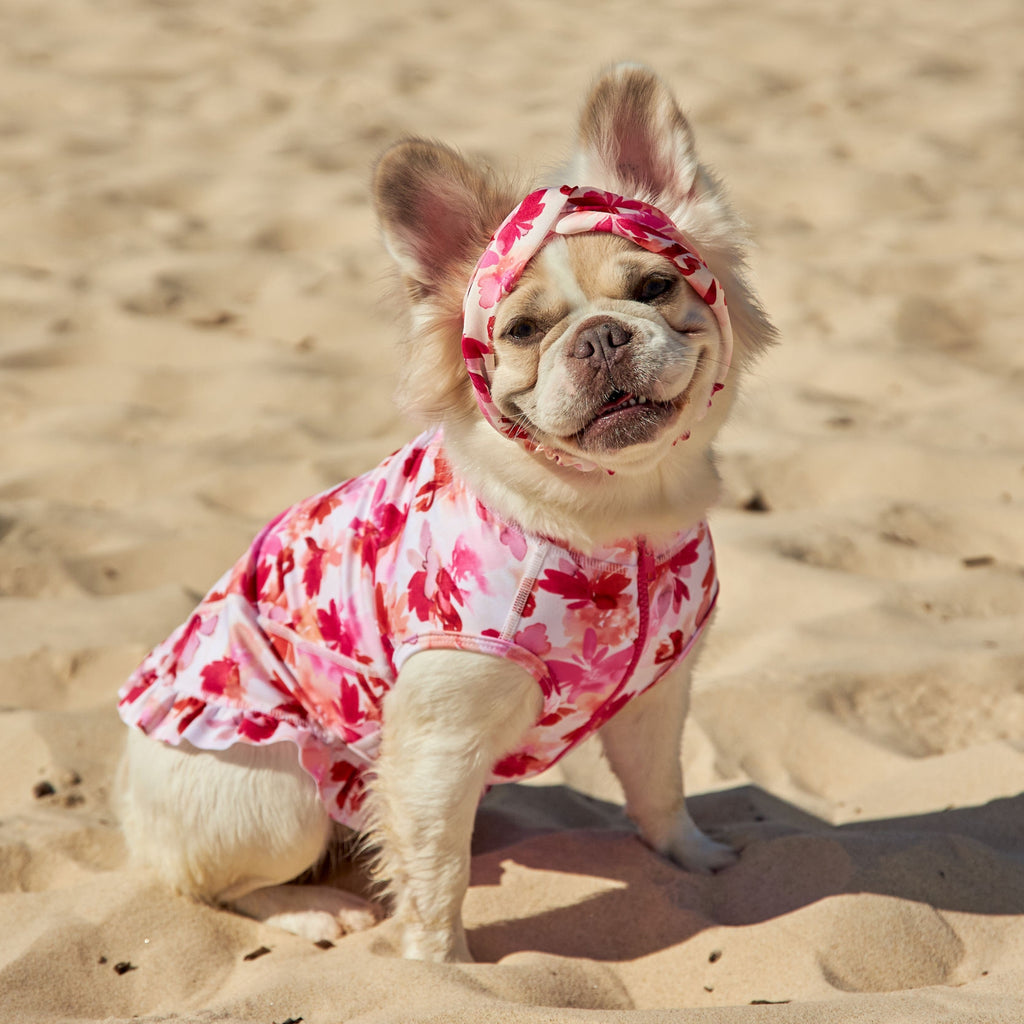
left=373, top=140, right=513, bottom=297
left=373, top=141, right=519, bottom=424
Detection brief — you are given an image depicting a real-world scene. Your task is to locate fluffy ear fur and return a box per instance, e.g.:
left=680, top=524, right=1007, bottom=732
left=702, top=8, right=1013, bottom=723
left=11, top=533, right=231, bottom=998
left=572, top=63, right=699, bottom=209
left=373, top=140, right=520, bottom=422
left=571, top=64, right=777, bottom=367
left=374, top=141, right=513, bottom=296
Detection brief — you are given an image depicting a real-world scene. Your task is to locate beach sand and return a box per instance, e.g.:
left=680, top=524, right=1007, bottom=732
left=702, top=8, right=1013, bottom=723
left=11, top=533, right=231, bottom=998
left=1, top=0, right=1023, bottom=1020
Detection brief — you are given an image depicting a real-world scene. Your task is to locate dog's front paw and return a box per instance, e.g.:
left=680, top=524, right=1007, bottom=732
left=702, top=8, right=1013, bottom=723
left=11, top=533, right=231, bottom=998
left=666, top=827, right=738, bottom=874
left=652, top=811, right=738, bottom=874
left=398, top=921, right=474, bottom=963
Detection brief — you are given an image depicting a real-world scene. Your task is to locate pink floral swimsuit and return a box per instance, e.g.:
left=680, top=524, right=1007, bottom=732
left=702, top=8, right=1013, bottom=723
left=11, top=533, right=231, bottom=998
left=118, top=430, right=718, bottom=829
left=118, top=187, right=729, bottom=831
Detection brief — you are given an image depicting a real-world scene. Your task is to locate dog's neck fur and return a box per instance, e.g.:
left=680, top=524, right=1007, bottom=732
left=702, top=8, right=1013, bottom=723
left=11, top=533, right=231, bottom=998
left=441, top=401, right=728, bottom=553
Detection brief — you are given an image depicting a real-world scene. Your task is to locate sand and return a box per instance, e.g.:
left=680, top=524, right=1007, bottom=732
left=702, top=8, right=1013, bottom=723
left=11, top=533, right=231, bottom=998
left=2, top=0, right=1023, bottom=1020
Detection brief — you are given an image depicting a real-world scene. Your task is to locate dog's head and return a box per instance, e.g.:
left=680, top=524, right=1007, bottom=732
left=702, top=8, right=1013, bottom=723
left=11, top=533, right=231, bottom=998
left=457, top=185, right=735, bottom=473
left=373, top=64, right=775, bottom=486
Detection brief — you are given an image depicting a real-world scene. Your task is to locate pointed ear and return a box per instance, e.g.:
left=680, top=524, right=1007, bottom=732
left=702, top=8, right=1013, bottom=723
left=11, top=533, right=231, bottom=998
left=573, top=64, right=699, bottom=207
left=373, top=139, right=515, bottom=295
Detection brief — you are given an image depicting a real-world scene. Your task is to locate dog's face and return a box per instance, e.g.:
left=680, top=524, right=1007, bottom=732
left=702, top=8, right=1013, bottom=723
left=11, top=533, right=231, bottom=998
left=373, top=65, right=774, bottom=486
left=487, top=232, right=724, bottom=461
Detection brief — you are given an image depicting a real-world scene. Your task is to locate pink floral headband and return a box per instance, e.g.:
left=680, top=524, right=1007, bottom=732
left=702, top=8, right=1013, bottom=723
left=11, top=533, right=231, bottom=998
left=461, top=185, right=733, bottom=471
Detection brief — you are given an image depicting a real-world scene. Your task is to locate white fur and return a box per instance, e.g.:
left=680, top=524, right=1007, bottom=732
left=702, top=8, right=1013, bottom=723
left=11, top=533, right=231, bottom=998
left=370, top=652, right=543, bottom=960
left=119, top=65, right=769, bottom=964
left=597, top=633, right=735, bottom=872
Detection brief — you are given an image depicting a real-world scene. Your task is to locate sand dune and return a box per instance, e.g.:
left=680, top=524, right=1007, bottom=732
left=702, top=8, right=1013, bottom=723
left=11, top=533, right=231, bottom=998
left=1, top=0, right=1023, bottom=1020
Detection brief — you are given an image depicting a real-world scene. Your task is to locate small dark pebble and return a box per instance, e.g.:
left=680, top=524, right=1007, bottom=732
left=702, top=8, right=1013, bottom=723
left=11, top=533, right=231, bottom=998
left=98, top=956, right=108, bottom=965
left=274, top=1018, right=304, bottom=1024
left=190, top=310, right=238, bottom=329
left=963, top=555, right=995, bottom=568
left=743, top=492, right=770, bottom=513
left=709, top=949, right=722, bottom=963
left=314, top=939, right=335, bottom=950
left=243, top=945, right=272, bottom=962
left=33, top=780, right=56, bottom=799
left=113, top=961, right=137, bottom=975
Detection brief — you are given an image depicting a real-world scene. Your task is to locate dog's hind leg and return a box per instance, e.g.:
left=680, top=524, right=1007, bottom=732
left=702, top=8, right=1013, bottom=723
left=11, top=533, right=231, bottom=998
left=228, top=882, right=379, bottom=943
left=118, top=729, right=378, bottom=941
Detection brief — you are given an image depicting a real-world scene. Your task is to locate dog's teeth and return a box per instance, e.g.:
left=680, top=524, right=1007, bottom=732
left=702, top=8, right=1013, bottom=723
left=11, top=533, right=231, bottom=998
left=638, top=396, right=647, bottom=405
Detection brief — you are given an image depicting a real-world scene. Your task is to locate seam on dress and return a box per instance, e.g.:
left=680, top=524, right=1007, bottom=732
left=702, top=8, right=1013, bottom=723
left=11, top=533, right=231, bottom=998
left=393, top=631, right=549, bottom=683
left=260, top=615, right=388, bottom=676
left=500, top=539, right=551, bottom=641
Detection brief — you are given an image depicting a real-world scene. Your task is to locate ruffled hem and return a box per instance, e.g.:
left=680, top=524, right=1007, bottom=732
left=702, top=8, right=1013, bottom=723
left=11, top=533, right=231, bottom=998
left=118, top=677, right=373, bottom=830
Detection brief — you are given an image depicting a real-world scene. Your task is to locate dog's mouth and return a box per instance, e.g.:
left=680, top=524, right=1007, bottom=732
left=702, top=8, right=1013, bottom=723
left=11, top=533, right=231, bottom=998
left=571, top=388, right=677, bottom=450
left=568, top=352, right=706, bottom=452
left=594, top=391, right=659, bottom=417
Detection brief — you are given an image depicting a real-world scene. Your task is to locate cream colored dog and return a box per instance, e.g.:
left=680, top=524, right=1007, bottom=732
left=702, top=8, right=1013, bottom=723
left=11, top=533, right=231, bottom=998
left=119, top=65, right=775, bottom=963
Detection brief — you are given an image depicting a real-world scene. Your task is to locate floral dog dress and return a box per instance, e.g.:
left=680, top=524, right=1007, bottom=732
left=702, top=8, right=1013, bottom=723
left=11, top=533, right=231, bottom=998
left=118, top=187, right=730, bottom=831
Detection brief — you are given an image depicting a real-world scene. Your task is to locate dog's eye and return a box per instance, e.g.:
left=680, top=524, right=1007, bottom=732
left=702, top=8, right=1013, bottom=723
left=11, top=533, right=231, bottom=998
left=505, top=318, right=540, bottom=343
left=636, top=276, right=675, bottom=303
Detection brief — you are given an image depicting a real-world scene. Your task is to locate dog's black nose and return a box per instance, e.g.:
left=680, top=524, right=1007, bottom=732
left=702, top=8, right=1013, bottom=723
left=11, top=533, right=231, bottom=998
left=570, top=320, right=632, bottom=361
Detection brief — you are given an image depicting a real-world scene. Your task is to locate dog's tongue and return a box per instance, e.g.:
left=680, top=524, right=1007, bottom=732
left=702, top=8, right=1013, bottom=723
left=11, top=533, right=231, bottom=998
left=460, top=186, right=733, bottom=472
left=598, top=389, right=630, bottom=413
left=596, top=392, right=639, bottom=417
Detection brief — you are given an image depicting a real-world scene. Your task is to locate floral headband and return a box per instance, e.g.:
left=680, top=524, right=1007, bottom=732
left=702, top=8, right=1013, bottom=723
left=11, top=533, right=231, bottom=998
left=461, top=185, right=733, bottom=471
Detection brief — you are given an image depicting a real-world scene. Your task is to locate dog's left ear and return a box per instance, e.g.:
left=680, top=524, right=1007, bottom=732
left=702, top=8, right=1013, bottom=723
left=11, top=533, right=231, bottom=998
left=573, top=64, right=699, bottom=208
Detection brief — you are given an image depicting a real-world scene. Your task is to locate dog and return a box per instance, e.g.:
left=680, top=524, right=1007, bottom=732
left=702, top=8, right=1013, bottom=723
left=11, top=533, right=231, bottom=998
left=117, top=64, right=775, bottom=963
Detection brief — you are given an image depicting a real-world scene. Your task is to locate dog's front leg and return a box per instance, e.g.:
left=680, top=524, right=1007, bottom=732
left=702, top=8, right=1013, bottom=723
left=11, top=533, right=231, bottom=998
left=372, top=650, right=541, bottom=962
left=598, top=642, right=737, bottom=874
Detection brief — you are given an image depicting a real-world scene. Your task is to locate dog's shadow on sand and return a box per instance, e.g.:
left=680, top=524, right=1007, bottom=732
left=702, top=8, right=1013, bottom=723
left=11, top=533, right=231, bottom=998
left=466, top=782, right=1024, bottom=962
